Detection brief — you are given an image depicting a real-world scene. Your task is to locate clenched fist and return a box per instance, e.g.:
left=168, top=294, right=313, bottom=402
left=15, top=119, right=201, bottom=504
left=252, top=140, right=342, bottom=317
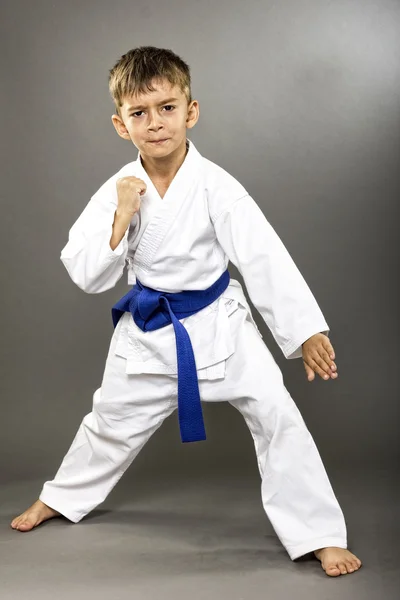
left=109, top=176, right=147, bottom=251
left=116, top=176, right=147, bottom=217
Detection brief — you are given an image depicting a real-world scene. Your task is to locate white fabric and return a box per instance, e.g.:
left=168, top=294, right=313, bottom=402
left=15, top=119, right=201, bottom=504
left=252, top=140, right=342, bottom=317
left=40, top=303, right=346, bottom=560
left=60, top=138, right=329, bottom=380
left=41, top=138, right=347, bottom=559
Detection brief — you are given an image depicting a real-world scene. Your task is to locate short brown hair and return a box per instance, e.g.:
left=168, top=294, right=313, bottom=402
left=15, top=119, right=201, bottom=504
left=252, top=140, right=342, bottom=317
left=108, top=46, right=192, bottom=116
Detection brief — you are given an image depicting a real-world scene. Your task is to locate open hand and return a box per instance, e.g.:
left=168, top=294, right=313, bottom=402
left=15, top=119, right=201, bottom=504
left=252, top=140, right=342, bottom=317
left=302, top=333, right=338, bottom=382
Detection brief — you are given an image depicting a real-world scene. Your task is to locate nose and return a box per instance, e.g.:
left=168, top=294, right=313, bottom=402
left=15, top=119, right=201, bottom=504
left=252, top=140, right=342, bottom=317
left=147, top=109, right=163, bottom=131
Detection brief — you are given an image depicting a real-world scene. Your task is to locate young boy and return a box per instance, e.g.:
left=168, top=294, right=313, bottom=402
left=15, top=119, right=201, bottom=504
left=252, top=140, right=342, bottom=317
left=11, top=46, right=361, bottom=577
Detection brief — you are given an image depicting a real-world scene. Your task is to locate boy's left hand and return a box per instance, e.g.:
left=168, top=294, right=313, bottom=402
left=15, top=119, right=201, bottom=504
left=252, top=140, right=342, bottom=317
left=302, top=333, right=338, bottom=382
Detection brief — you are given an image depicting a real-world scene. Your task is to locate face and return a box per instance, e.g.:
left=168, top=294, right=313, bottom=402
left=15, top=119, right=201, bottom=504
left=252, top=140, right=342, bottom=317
left=111, top=78, right=199, bottom=159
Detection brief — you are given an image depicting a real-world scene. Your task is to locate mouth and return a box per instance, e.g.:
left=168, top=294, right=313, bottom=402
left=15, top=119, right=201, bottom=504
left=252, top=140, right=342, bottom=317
left=148, top=138, right=169, bottom=144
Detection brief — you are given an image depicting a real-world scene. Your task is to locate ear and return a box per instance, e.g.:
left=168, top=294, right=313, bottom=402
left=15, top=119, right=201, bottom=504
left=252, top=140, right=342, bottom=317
left=186, top=100, right=200, bottom=130
left=111, top=114, right=131, bottom=140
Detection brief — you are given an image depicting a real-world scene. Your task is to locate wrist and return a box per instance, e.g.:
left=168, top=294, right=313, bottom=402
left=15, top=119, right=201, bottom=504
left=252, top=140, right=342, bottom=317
left=115, top=208, right=136, bottom=222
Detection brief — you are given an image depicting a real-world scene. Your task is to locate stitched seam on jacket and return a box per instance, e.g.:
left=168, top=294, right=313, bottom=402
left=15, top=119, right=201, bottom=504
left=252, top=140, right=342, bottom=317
left=210, top=193, right=249, bottom=223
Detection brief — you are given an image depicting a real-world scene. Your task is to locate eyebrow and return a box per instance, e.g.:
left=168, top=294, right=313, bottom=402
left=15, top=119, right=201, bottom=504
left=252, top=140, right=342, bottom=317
left=127, top=97, right=180, bottom=111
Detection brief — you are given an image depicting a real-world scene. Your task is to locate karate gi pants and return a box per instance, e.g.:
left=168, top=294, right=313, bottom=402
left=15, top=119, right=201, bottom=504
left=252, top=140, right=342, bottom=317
left=39, top=303, right=347, bottom=560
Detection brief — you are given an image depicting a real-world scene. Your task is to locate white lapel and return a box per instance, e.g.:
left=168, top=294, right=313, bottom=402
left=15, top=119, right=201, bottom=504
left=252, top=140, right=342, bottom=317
left=133, top=138, right=203, bottom=274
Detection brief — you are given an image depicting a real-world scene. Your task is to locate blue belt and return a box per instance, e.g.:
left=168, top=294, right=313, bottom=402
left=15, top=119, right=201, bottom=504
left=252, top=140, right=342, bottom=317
left=111, top=269, right=230, bottom=443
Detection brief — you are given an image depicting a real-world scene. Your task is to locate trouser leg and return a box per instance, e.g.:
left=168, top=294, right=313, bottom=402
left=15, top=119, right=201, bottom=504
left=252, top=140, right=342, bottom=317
left=39, top=329, right=177, bottom=523
left=228, top=393, right=347, bottom=560
left=200, top=305, right=347, bottom=560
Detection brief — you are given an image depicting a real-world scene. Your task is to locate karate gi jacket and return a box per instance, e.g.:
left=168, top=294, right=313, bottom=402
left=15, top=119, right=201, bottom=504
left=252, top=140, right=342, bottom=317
left=60, top=139, right=329, bottom=380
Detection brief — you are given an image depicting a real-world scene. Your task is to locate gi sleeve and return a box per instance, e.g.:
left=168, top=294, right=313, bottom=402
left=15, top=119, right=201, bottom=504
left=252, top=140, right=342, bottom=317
left=212, top=194, right=330, bottom=360
left=60, top=180, right=135, bottom=294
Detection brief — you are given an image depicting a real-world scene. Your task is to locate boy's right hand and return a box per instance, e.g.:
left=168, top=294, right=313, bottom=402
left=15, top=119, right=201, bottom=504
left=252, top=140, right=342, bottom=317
left=116, top=176, right=147, bottom=217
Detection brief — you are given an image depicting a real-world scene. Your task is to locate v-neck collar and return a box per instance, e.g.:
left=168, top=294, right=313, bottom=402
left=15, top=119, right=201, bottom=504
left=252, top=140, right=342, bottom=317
left=132, top=138, right=203, bottom=274
left=135, top=138, right=192, bottom=203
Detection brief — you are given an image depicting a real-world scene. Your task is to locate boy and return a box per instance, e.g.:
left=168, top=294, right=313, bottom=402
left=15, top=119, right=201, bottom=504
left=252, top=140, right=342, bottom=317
left=11, top=46, right=361, bottom=577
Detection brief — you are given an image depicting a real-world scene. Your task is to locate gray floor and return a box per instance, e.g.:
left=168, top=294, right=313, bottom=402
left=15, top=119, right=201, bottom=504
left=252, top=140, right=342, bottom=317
left=1, top=467, right=398, bottom=600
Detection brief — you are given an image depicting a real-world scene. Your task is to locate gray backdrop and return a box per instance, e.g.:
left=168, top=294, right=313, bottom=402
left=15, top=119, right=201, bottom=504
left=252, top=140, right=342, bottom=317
left=1, top=0, right=399, bottom=486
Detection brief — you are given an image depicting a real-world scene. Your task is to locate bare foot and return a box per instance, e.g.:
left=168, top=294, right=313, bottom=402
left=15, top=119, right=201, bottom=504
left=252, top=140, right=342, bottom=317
left=10, top=499, right=61, bottom=532
left=314, top=546, right=362, bottom=576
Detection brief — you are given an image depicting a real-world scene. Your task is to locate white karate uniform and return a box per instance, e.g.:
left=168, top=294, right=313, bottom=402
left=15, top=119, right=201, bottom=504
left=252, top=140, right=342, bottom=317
left=39, top=138, right=347, bottom=560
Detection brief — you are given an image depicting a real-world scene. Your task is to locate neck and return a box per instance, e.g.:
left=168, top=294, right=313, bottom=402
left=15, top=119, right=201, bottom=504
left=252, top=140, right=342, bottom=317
left=140, top=138, right=188, bottom=182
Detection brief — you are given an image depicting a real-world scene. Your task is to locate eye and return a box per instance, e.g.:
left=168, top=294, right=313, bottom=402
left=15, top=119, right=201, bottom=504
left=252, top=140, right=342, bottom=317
left=130, top=105, right=175, bottom=118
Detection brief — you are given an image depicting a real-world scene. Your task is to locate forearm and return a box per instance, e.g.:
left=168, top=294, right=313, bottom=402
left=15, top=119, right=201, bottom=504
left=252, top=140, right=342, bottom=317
left=109, top=209, right=133, bottom=250
left=61, top=199, right=133, bottom=293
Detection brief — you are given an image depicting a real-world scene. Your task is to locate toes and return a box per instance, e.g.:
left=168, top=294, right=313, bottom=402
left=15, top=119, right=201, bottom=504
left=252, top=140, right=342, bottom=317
left=16, top=521, right=32, bottom=531
left=349, top=557, right=362, bottom=570
left=339, top=562, right=348, bottom=575
left=325, top=565, right=341, bottom=576
left=349, top=553, right=362, bottom=567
